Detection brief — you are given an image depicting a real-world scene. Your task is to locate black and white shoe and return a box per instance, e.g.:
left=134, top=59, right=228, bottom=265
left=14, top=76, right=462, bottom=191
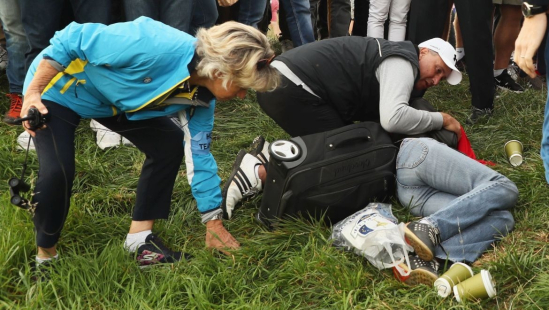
left=249, top=136, right=270, bottom=164
left=466, top=107, right=493, bottom=125
left=221, top=149, right=263, bottom=219
left=133, top=234, right=190, bottom=267
left=393, top=254, right=440, bottom=286
left=405, top=221, right=441, bottom=262
left=495, top=69, right=525, bottom=93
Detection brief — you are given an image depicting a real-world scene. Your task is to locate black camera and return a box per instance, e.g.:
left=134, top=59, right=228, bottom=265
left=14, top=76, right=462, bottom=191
left=13, top=107, right=49, bottom=131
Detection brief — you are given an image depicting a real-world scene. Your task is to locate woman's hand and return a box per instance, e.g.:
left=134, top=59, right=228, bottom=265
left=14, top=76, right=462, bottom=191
left=217, top=0, right=239, bottom=7
left=515, top=13, right=547, bottom=78
left=20, top=91, right=48, bottom=137
left=205, top=219, right=241, bottom=255
left=22, top=59, right=60, bottom=136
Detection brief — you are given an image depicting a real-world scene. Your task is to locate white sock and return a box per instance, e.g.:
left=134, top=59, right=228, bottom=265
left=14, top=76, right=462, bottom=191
left=36, top=254, right=58, bottom=265
left=124, top=230, right=152, bottom=252
left=494, top=68, right=504, bottom=77
left=456, top=48, right=465, bottom=61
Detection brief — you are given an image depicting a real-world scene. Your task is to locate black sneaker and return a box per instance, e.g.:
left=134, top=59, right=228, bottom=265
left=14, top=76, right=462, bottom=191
left=405, top=221, right=441, bottom=262
left=466, top=107, right=493, bottom=125
left=249, top=136, right=270, bottom=165
left=134, top=234, right=191, bottom=267
left=393, top=255, right=440, bottom=286
left=31, top=259, right=57, bottom=281
left=495, top=69, right=525, bottom=93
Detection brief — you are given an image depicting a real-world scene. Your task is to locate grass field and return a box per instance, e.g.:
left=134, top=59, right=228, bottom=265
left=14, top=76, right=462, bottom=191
left=1, top=58, right=548, bottom=309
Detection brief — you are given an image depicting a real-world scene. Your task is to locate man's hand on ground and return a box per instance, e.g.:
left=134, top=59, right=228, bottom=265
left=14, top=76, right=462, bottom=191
left=515, top=13, right=547, bottom=78
left=440, top=112, right=462, bottom=140
left=205, top=219, right=240, bottom=255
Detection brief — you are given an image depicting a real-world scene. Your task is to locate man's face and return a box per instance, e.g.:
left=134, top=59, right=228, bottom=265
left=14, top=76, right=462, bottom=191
left=415, top=48, right=452, bottom=90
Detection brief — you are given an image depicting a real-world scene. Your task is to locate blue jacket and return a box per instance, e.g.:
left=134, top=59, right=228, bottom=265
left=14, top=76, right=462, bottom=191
left=23, top=17, right=223, bottom=214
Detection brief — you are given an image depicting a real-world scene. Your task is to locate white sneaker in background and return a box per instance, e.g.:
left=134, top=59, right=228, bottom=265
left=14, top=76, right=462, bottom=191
left=90, top=119, right=121, bottom=150
left=17, top=131, right=36, bottom=151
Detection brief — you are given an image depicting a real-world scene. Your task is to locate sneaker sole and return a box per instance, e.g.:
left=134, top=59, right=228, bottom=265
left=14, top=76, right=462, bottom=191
left=496, top=85, right=524, bottom=94
left=249, top=136, right=268, bottom=164
left=404, top=227, right=434, bottom=262
left=221, top=150, right=248, bottom=219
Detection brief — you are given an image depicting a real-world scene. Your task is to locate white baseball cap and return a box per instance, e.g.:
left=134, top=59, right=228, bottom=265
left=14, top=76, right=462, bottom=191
left=418, top=38, right=462, bottom=85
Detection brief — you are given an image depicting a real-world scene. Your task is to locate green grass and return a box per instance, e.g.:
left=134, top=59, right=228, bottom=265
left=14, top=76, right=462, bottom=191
left=1, top=63, right=549, bottom=309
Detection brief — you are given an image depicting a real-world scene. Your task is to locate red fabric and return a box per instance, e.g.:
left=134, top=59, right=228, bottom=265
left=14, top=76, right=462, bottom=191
left=457, top=127, right=496, bottom=166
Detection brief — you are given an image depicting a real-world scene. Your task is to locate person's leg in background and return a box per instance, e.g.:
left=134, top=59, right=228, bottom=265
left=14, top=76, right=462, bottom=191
left=271, top=0, right=283, bottom=37
left=493, top=3, right=524, bottom=93
left=0, top=0, right=29, bottom=124
left=387, top=0, right=411, bottom=41
left=239, top=0, right=268, bottom=28
left=453, top=0, right=495, bottom=124
left=189, top=0, right=218, bottom=35
left=310, top=0, right=321, bottom=39
left=327, top=0, right=351, bottom=37
left=71, top=0, right=112, bottom=24
left=351, top=0, right=369, bottom=36
left=123, top=0, right=159, bottom=21
left=279, top=0, right=315, bottom=47
left=542, top=30, right=549, bottom=184
left=453, top=11, right=465, bottom=65
left=367, top=0, right=390, bottom=38
left=406, top=0, right=448, bottom=44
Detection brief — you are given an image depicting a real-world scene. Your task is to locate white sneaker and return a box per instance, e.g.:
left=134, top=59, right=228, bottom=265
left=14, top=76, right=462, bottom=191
left=17, top=131, right=35, bottom=151
left=90, top=119, right=121, bottom=149
left=222, top=149, right=263, bottom=219
left=249, top=136, right=270, bottom=164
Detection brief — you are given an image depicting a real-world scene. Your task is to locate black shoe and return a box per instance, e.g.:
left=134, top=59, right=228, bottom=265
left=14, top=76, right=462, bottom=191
left=249, top=136, right=270, bottom=165
left=495, top=69, right=525, bottom=93
left=133, top=234, right=191, bottom=267
left=393, top=255, right=440, bottom=286
left=31, top=259, right=57, bottom=281
left=466, top=107, right=493, bottom=125
left=405, top=221, right=440, bottom=262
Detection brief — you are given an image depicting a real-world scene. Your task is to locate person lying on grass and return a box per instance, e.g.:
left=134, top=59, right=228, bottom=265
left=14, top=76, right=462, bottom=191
left=227, top=136, right=518, bottom=286
left=20, top=17, right=279, bottom=270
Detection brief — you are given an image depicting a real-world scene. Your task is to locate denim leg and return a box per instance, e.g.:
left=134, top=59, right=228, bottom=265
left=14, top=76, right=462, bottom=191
left=188, top=0, right=218, bottom=35
left=123, top=0, right=160, bottom=21
left=239, top=0, right=268, bottom=28
left=436, top=211, right=514, bottom=262
left=542, top=31, right=549, bottom=184
left=280, top=0, right=315, bottom=46
left=0, top=0, right=28, bottom=93
left=159, top=0, right=194, bottom=32
left=397, top=138, right=518, bottom=262
left=20, top=0, right=65, bottom=71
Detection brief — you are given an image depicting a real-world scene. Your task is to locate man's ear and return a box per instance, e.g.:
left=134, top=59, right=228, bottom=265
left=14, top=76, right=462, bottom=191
left=418, top=47, right=428, bottom=60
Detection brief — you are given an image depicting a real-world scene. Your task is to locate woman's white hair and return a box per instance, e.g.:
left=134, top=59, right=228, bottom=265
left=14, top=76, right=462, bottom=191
left=195, top=21, right=279, bottom=92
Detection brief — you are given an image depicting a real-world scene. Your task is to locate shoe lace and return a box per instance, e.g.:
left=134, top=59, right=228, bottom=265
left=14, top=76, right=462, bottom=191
left=7, top=94, right=22, bottom=115
left=429, top=226, right=441, bottom=246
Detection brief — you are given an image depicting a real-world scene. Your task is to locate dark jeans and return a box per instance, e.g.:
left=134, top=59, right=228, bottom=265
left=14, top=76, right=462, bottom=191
left=310, top=0, right=351, bottom=38
left=238, top=0, right=268, bottom=28
left=279, top=0, right=315, bottom=46
left=20, top=0, right=112, bottom=72
left=407, top=0, right=494, bottom=110
left=33, top=101, right=184, bottom=248
left=123, top=0, right=217, bottom=35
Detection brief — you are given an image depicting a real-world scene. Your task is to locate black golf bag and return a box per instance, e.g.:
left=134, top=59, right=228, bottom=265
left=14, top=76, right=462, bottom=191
left=256, top=122, right=398, bottom=227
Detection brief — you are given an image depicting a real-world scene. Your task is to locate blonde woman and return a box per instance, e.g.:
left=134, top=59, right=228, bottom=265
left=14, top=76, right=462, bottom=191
left=20, top=17, right=279, bottom=272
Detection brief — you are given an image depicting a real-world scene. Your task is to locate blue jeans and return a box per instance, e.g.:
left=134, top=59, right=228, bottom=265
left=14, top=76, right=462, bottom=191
left=20, top=0, right=112, bottom=71
left=542, top=30, right=549, bottom=184
left=123, top=0, right=218, bottom=36
left=396, top=138, right=518, bottom=263
left=0, top=0, right=28, bottom=93
left=280, top=0, right=315, bottom=46
left=239, top=0, right=268, bottom=28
